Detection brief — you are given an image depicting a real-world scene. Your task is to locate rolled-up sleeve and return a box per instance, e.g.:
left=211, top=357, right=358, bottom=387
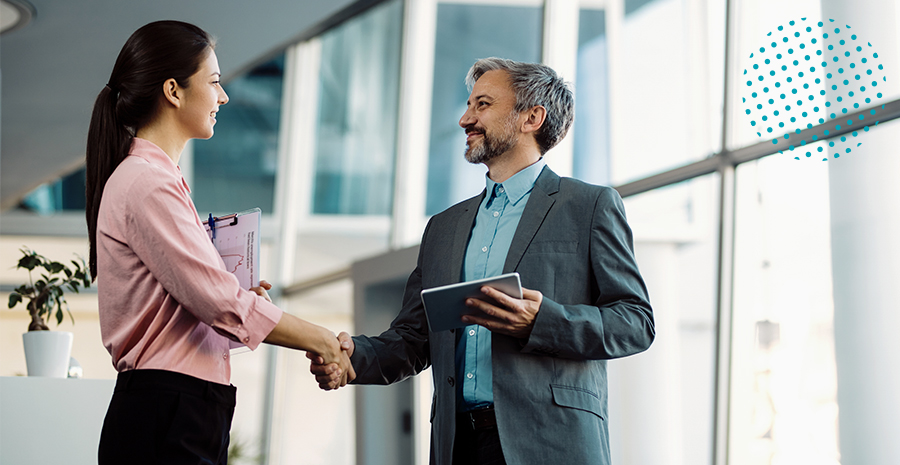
left=124, top=175, right=281, bottom=350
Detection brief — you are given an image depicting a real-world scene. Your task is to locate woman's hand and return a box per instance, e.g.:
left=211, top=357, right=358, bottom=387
left=307, top=332, right=355, bottom=390
left=250, top=280, right=273, bottom=302
left=314, top=329, right=356, bottom=389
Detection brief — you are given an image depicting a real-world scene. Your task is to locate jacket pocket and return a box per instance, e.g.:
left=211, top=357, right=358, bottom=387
left=527, top=240, right=578, bottom=254
left=550, top=384, right=606, bottom=420
left=430, top=393, right=437, bottom=422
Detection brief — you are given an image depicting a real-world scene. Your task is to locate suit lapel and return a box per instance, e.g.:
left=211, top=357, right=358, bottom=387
left=446, top=191, right=485, bottom=283
left=503, top=167, right=560, bottom=273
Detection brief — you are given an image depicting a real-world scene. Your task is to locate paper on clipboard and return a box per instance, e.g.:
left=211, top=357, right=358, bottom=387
left=202, top=207, right=261, bottom=354
left=203, top=208, right=261, bottom=290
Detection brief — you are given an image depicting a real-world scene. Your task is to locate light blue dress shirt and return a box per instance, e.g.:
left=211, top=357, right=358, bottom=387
left=456, top=159, right=546, bottom=412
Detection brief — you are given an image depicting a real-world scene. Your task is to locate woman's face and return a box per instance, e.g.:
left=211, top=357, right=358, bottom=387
left=178, top=49, right=229, bottom=140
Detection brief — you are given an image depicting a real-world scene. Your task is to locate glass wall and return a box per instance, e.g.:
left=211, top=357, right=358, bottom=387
left=730, top=152, right=839, bottom=465
left=193, top=54, right=286, bottom=215
left=613, top=174, right=719, bottom=465
left=573, top=7, right=611, bottom=185
left=17, top=168, right=86, bottom=214
left=608, top=0, right=726, bottom=185
left=312, top=0, right=403, bottom=215
left=426, top=1, right=543, bottom=215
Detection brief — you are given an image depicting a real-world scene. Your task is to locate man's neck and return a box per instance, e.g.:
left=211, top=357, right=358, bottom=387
left=485, top=148, right=542, bottom=183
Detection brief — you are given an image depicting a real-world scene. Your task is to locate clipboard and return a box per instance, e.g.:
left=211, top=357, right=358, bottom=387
left=202, top=207, right=262, bottom=291
left=420, top=272, right=522, bottom=332
left=203, top=208, right=262, bottom=354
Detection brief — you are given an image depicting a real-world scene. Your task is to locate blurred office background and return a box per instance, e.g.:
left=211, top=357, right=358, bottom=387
left=1, top=0, right=898, bottom=464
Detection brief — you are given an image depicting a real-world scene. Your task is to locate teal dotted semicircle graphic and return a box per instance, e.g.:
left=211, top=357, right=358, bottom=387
left=742, top=18, right=889, bottom=161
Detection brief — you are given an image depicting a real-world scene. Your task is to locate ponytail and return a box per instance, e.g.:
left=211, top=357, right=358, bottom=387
left=84, top=20, right=215, bottom=280
left=85, top=84, right=132, bottom=280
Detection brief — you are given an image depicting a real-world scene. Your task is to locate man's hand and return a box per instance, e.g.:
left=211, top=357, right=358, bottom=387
left=461, top=286, right=543, bottom=338
left=307, top=332, right=355, bottom=390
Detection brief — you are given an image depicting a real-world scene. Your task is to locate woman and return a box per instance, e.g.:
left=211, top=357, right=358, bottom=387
left=86, top=21, right=351, bottom=464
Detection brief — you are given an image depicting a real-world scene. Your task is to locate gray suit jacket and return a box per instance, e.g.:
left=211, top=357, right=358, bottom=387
left=350, top=166, right=654, bottom=465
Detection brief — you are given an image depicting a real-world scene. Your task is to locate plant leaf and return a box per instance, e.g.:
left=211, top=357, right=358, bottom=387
left=8, top=293, right=22, bottom=309
left=48, top=262, right=65, bottom=274
left=17, top=253, right=40, bottom=271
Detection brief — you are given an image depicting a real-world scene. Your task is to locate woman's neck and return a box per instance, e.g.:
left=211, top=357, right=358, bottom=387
left=135, top=121, right=187, bottom=165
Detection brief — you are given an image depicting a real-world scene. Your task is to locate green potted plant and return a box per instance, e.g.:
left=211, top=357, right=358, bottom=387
left=7, top=247, right=91, bottom=377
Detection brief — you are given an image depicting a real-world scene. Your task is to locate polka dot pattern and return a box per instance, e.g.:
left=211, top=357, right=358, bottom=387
left=742, top=18, right=888, bottom=160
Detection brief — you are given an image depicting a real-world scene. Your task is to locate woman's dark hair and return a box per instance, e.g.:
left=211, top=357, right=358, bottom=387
left=86, top=20, right=215, bottom=279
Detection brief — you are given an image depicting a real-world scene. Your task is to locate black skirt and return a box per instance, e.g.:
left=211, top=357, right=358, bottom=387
left=98, top=369, right=237, bottom=465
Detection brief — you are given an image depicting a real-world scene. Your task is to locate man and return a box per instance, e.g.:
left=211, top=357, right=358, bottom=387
left=310, top=57, right=654, bottom=465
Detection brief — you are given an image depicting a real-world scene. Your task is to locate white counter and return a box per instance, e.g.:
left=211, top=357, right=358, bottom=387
left=0, top=376, right=115, bottom=465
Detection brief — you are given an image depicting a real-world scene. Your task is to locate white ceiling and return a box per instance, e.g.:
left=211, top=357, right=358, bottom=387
left=0, top=0, right=363, bottom=209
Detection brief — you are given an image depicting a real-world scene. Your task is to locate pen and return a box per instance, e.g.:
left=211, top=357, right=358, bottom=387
left=208, top=213, right=216, bottom=242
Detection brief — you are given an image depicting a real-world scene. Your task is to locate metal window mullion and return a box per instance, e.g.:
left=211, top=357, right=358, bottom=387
left=541, top=0, right=579, bottom=178
left=612, top=97, right=900, bottom=200
left=390, top=0, right=438, bottom=250
left=713, top=163, right=737, bottom=465
left=261, top=39, right=322, bottom=465
left=712, top=1, right=738, bottom=464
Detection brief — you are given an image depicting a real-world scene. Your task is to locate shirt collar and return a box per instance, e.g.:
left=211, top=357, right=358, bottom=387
left=129, top=138, right=191, bottom=193
left=485, top=158, right=546, bottom=206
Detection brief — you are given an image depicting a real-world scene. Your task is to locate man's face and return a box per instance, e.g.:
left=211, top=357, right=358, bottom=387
left=459, top=70, right=521, bottom=165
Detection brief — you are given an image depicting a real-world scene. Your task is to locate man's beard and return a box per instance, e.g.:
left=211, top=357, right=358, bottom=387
left=464, top=114, right=519, bottom=164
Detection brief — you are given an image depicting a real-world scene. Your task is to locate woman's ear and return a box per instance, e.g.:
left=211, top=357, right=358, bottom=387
left=162, top=78, right=181, bottom=108
left=521, top=105, right=547, bottom=134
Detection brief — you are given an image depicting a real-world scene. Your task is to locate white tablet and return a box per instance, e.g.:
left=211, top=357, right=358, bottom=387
left=420, top=272, right=522, bottom=332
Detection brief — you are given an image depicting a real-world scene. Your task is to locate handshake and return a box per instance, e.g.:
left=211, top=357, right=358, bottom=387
left=306, top=331, right=356, bottom=391
left=251, top=280, right=356, bottom=391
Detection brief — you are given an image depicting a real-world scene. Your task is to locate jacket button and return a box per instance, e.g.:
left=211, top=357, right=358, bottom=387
left=447, top=376, right=455, bottom=387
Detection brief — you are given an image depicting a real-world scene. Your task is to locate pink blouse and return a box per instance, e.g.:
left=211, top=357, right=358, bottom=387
left=97, top=138, right=281, bottom=384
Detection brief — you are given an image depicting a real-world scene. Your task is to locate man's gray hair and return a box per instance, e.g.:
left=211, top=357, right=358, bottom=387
left=465, top=57, right=574, bottom=154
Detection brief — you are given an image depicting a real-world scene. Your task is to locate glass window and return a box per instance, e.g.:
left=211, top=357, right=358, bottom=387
left=192, top=54, right=285, bottom=216
left=609, top=0, right=726, bottom=185
left=312, top=0, right=403, bottom=215
left=573, top=8, right=610, bottom=185
left=615, top=174, right=719, bottom=465
left=17, top=167, right=86, bottom=214
left=730, top=152, right=839, bottom=465
left=730, top=0, right=894, bottom=154
left=426, top=2, right=543, bottom=215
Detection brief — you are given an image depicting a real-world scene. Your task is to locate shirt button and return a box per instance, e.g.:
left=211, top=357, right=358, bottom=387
left=447, top=377, right=455, bottom=387
left=243, top=337, right=250, bottom=343
left=482, top=246, right=488, bottom=253
left=468, top=329, right=476, bottom=336
left=223, top=352, right=228, bottom=359
left=493, top=211, right=500, bottom=217
left=467, top=373, right=474, bottom=379
left=498, top=187, right=505, bottom=193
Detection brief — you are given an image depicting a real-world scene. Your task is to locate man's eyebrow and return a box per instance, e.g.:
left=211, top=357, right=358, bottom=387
left=468, top=93, right=494, bottom=104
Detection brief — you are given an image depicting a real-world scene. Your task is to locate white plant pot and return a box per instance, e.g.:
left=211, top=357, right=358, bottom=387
left=22, top=331, right=73, bottom=378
